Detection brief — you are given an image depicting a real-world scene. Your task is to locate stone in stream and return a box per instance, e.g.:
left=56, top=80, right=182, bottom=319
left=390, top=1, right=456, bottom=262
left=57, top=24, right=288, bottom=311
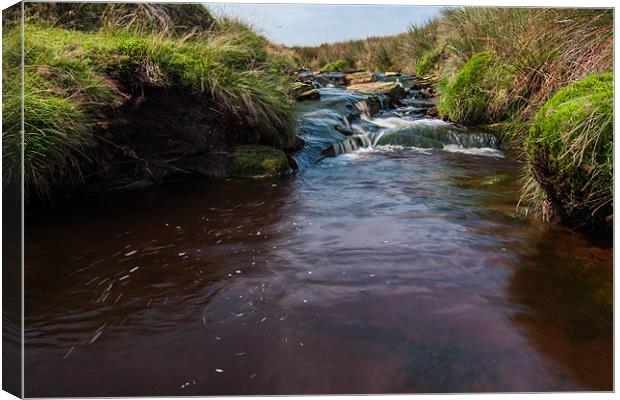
left=319, top=134, right=372, bottom=158
left=347, top=81, right=407, bottom=103
left=426, top=106, right=438, bottom=117
left=344, top=71, right=375, bottom=86
left=292, top=81, right=320, bottom=101
left=315, top=72, right=346, bottom=87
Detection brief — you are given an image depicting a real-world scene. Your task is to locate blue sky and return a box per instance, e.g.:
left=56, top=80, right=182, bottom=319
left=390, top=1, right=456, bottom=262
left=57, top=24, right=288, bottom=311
left=205, top=3, right=444, bottom=46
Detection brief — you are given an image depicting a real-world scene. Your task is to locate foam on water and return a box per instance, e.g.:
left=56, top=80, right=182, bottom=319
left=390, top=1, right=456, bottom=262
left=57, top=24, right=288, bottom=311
left=442, top=144, right=504, bottom=158
left=362, top=114, right=454, bottom=131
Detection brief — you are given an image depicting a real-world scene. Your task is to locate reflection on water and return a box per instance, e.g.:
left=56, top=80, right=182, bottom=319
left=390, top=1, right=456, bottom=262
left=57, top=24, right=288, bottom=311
left=24, top=144, right=612, bottom=396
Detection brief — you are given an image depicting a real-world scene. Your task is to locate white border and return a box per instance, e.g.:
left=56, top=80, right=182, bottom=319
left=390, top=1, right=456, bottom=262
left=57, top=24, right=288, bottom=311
left=0, top=1, right=616, bottom=400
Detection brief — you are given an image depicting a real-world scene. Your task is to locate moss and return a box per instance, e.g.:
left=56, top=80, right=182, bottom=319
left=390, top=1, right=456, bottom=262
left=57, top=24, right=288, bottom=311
left=524, top=72, right=613, bottom=230
left=415, top=47, right=443, bottom=77
left=437, top=52, right=512, bottom=125
left=319, top=59, right=348, bottom=73
left=230, top=145, right=291, bottom=178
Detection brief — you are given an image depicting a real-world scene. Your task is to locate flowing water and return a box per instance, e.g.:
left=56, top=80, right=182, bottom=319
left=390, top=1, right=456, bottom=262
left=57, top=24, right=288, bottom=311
left=24, top=84, right=612, bottom=396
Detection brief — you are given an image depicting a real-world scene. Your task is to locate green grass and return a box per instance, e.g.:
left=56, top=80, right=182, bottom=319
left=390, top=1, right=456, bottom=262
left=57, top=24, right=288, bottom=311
left=524, top=72, right=613, bottom=227
left=3, top=6, right=297, bottom=201
left=319, top=59, right=348, bottom=73
left=415, top=46, right=443, bottom=77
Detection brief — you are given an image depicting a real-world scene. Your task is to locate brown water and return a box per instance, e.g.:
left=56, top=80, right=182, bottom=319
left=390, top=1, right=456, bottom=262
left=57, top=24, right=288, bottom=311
left=24, top=145, right=612, bottom=396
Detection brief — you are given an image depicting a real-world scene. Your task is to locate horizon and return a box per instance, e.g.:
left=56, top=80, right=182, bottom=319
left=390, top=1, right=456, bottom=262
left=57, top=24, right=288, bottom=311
left=205, top=3, right=444, bottom=46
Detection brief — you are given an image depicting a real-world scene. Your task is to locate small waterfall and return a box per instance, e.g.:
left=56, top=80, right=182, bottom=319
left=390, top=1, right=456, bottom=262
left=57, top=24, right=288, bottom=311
left=321, top=113, right=502, bottom=158
left=291, top=84, right=505, bottom=167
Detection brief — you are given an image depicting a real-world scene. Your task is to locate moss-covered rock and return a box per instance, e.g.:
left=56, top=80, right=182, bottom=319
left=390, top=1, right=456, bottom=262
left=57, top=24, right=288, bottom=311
left=524, top=72, right=613, bottom=232
left=230, top=145, right=292, bottom=178
left=437, top=52, right=512, bottom=125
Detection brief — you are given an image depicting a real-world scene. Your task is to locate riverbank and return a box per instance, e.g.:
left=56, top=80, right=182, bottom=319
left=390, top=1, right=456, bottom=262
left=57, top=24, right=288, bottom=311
left=2, top=3, right=300, bottom=205
left=293, top=8, right=613, bottom=236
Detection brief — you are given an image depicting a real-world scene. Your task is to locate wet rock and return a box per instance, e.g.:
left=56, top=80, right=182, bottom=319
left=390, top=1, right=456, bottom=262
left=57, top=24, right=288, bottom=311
left=297, top=88, right=320, bottom=101
left=344, top=71, right=374, bottom=86
left=316, top=72, right=346, bottom=87
left=347, top=81, right=406, bottom=103
left=230, top=145, right=292, bottom=178
left=292, top=81, right=320, bottom=101
left=320, top=134, right=372, bottom=158
left=334, top=124, right=354, bottom=136
left=426, top=106, right=438, bottom=117
left=420, top=87, right=434, bottom=98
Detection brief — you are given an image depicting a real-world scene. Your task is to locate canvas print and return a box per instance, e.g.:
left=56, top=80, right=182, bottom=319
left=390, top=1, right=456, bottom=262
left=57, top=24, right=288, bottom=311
left=1, top=1, right=614, bottom=397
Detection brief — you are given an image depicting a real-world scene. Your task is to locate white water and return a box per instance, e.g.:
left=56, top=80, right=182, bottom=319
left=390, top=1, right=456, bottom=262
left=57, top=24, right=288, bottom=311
left=340, top=113, right=504, bottom=158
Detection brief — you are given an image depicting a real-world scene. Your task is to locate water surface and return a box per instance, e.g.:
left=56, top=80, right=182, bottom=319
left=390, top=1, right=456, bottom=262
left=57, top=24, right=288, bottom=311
left=24, top=87, right=612, bottom=396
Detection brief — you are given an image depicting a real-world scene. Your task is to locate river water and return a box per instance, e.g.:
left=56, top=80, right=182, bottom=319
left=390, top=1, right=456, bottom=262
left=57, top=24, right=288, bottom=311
left=24, top=83, right=612, bottom=396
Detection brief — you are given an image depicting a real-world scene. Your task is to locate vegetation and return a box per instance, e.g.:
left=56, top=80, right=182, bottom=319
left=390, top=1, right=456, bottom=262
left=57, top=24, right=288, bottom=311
left=2, top=3, right=298, bottom=201
left=436, top=52, right=513, bottom=125
left=415, top=46, right=443, bottom=77
left=523, top=73, right=613, bottom=229
left=319, top=59, right=348, bottom=73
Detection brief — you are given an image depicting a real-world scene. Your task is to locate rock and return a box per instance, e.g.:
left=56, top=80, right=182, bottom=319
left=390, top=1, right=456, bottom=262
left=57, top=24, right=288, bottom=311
left=230, top=145, right=291, bottom=178
left=292, top=81, right=320, bottom=101
left=426, top=106, right=438, bottom=117
left=347, top=81, right=406, bottom=103
left=334, top=124, right=353, bottom=136
left=383, top=72, right=400, bottom=77
left=316, top=72, right=346, bottom=87
left=420, top=87, right=434, bottom=98
left=344, top=71, right=374, bottom=86
left=296, top=88, right=320, bottom=101
left=354, top=95, right=384, bottom=118
left=320, top=134, right=372, bottom=158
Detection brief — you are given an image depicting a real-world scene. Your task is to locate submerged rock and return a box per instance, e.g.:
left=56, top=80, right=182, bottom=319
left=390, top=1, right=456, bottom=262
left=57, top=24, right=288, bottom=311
left=231, top=145, right=292, bottom=178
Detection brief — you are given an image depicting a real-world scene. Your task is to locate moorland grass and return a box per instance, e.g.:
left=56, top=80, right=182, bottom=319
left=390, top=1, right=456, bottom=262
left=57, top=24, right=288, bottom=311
left=2, top=5, right=297, bottom=200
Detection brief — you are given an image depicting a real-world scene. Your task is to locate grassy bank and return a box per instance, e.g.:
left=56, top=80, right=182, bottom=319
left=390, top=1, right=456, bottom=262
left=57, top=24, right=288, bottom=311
left=294, top=7, right=613, bottom=233
left=2, top=3, right=299, bottom=202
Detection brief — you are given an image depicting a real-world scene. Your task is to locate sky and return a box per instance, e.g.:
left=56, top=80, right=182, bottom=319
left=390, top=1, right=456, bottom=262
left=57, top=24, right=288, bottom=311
left=205, top=3, right=444, bottom=46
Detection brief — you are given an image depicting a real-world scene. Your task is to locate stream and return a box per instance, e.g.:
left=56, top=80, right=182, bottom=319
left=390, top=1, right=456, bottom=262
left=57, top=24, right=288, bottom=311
left=24, top=77, right=612, bottom=395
